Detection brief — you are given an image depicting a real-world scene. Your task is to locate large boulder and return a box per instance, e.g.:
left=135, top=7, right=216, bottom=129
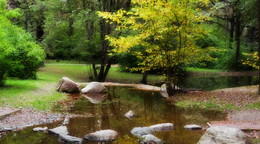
left=57, top=77, right=80, bottom=93
left=81, top=82, right=108, bottom=94
left=197, top=126, right=249, bottom=144
left=83, top=129, right=118, bottom=142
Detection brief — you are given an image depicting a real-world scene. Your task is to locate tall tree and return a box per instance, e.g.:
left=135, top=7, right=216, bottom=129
left=91, top=0, right=131, bottom=82
left=99, top=0, right=213, bottom=96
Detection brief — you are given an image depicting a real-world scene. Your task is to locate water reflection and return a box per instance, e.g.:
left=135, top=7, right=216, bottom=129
left=0, top=86, right=226, bottom=144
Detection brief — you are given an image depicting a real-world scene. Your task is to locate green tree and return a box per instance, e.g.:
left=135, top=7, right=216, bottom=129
left=0, top=0, right=45, bottom=86
left=99, top=0, right=213, bottom=96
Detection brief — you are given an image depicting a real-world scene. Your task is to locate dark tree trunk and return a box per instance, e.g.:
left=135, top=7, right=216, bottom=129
left=257, top=0, right=260, bottom=95
left=140, top=72, right=148, bottom=84
left=235, top=11, right=241, bottom=70
left=36, top=20, right=44, bottom=42
left=91, top=0, right=131, bottom=82
left=229, top=13, right=235, bottom=49
left=92, top=64, right=98, bottom=79
left=165, top=67, right=175, bottom=97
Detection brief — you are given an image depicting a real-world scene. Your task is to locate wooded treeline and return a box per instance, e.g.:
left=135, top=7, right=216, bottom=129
left=1, top=0, right=259, bottom=94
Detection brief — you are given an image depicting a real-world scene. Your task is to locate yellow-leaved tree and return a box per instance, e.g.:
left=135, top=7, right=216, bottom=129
left=98, top=0, right=213, bottom=96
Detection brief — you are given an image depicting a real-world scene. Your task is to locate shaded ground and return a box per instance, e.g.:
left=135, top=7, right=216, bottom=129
left=172, top=85, right=260, bottom=108
left=0, top=108, right=63, bottom=136
left=170, top=85, right=260, bottom=140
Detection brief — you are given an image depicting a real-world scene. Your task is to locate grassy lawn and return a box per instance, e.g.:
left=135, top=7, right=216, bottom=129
left=0, top=63, right=164, bottom=111
left=0, top=62, right=229, bottom=111
left=186, top=67, right=222, bottom=72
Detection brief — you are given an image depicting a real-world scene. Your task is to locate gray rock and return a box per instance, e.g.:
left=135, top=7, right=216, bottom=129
left=184, top=124, right=202, bottom=130
left=83, top=94, right=106, bottom=104
left=160, top=84, right=180, bottom=97
left=131, top=123, right=174, bottom=137
left=83, top=129, right=117, bottom=142
left=124, top=110, right=135, bottom=119
left=131, top=127, right=153, bottom=137
left=49, top=126, right=69, bottom=136
left=81, top=82, right=108, bottom=94
left=62, top=117, right=69, bottom=125
left=57, top=77, right=80, bottom=93
left=197, top=126, right=249, bottom=144
left=149, top=123, right=174, bottom=132
left=141, top=134, right=163, bottom=144
left=33, top=127, right=48, bottom=132
left=59, top=134, right=82, bottom=144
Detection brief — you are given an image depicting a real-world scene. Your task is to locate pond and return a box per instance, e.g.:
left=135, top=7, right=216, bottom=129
left=0, top=86, right=226, bottom=144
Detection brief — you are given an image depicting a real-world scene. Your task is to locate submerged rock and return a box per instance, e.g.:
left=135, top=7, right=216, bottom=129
left=124, top=110, right=135, bottom=119
left=149, top=123, right=174, bottom=132
left=59, top=134, right=82, bottom=144
left=57, top=77, right=80, bottom=93
left=33, top=127, right=48, bottom=132
left=131, top=127, right=153, bottom=137
left=83, top=94, right=106, bottom=104
left=131, top=123, right=173, bottom=137
left=184, top=124, right=202, bottom=130
left=83, top=129, right=118, bottom=142
left=197, top=126, right=249, bottom=144
left=81, top=82, right=108, bottom=94
left=49, top=126, right=69, bottom=136
left=141, top=134, right=163, bottom=144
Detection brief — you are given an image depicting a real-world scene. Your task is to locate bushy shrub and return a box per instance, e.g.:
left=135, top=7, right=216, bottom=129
left=0, top=0, right=45, bottom=85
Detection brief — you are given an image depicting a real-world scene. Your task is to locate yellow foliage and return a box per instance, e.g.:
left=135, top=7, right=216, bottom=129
left=243, top=52, right=259, bottom=69
left=99, top=0, right=213, bottom=75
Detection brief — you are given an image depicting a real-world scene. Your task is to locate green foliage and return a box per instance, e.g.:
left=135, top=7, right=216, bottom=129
left=0, top=0, right=45, bottom=85
left=99, top=0, right=214, bottom=91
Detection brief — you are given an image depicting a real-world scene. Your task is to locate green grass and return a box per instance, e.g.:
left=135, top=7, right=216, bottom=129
left=175, top=100, right=240, bottom=111
left=186, top=67, right=222, bottom=72
left=0, top=63, right=164, bottom=111
left=246, top=102, right=260, bottom=109
left=0, top=71, right=65, bottom=111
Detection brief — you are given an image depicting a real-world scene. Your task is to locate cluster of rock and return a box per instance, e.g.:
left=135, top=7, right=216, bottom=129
left=57, top=77, right=108, bottom=94
left=34, top=126, right=117, bottom=144
left=131, top=123, right=174, bottom=143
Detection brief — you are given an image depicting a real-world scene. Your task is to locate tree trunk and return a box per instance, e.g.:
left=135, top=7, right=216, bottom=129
left=235, top=10, right=241, bottom=70
left=229, top=13, right=235, bottom=49
left=36, top=20, right=44, bottom=42
left=257, top=0, right=260, bottom=95
left=140, top=72, right=148, bottom=84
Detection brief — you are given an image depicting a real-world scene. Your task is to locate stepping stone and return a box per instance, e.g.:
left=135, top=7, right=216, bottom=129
left=141, top=134, right=163, bottom=144
left=184, top=124, right=202, bottom=130
left=59, top=134, right=82, bottom=144
left=49, top=126, right=69, bottom=136
left=33, top=127, right=48, bottom=132
left=84, top=129, right=118, bottom=142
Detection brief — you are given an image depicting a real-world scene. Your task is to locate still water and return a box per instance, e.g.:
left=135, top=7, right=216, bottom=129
left=0, top=86, right=226, bottom=144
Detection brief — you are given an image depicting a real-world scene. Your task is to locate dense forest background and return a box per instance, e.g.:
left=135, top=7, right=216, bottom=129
left=1, top=0, right=259, bottom=86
